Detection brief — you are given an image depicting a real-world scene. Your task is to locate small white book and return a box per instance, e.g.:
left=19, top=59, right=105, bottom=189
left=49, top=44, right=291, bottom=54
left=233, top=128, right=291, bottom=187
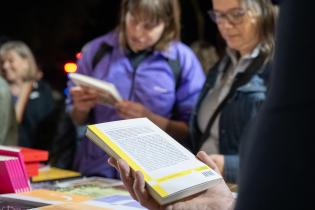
left=69, top=73, right=122, bottom=106
left=85, top=118, right=222, bottom=205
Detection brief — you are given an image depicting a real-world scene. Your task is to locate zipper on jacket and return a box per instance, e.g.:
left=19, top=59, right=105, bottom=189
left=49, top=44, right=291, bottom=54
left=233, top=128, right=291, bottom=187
left=128, top=67, right=138, bottom=100
left=126, top=50, right=152, bottom=100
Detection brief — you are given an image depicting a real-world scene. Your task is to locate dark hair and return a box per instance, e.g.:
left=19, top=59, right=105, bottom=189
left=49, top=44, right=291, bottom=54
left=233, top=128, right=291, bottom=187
left=118, top=0, right=181, bottom=51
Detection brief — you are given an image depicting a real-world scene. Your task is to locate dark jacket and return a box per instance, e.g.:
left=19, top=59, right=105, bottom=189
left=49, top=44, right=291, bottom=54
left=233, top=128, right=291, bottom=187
left=189, top=53, right=271, bottom=183
left=236, top=0, right=315, bottom=209
left=19, top=80, right=55, bottom=148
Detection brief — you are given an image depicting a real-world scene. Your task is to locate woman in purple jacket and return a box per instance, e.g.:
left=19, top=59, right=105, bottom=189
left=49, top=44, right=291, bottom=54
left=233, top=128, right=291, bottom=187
left=67, top=0, right=205, bottom=178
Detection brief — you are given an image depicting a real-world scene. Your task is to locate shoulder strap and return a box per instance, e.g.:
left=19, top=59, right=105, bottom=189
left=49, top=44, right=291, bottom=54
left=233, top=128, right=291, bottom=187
left=200, top=53, right=268, bottom=145
left=91, top=43, right=113, bottom=70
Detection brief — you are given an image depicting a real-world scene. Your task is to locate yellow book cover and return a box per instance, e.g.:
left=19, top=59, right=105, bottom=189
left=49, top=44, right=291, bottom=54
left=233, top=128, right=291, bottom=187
left=31, top=166, right=81, bottom=182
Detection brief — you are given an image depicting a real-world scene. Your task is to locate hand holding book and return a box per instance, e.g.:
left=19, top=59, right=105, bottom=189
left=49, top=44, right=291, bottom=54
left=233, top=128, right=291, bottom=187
left=69, top=73, right=122, bottom=107
left=70, top=86, right=99, bottom=112
left=108, top=151, right=234, bottom=209
left=86, top=118, right=222, bottom=205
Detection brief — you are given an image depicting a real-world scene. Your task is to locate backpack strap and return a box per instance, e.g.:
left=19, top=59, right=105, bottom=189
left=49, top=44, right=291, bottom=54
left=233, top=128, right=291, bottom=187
left=91, top=43, right=113, bottom=70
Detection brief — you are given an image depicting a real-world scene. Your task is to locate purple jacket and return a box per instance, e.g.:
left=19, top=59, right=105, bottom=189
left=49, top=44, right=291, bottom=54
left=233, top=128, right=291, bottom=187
left=66, top=31, right=205, bottom=178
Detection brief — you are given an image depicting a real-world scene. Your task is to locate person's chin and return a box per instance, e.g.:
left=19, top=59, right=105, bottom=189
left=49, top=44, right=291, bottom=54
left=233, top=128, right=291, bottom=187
left=130, top=45, right=145, bottom=52
left=226, top=40, right=240, bottom=50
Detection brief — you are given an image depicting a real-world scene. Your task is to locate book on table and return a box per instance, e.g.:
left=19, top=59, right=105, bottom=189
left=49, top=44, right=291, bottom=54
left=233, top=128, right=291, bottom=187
left=20, top=147, right=49, bottom=177
left=85, top=118, right=222, bottom=205
left=31, top=166, right=81, bottom=182
left=0, top=146, right=32, bottom=193
left=69, top=72, right=122, bottom=106
left=0, top=146, right=49, bottom=178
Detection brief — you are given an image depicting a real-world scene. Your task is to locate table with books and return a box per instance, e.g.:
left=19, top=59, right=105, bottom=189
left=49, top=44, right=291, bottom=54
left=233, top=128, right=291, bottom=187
left=0, top=145, right=146, bottom=209
left=0, top=175, right=146, bottom=210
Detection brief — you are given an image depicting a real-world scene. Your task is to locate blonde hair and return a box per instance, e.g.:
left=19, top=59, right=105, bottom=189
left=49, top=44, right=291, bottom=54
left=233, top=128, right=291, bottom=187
left=118, top=0, right=181, bottom=51
left=0, top=41, right=39, bottom=81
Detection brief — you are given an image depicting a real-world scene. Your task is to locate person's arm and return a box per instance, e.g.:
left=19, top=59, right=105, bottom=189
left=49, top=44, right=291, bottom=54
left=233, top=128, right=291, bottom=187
left=115, top=100, right=188, bottom=140
left=108, top=151, right=235, bottom=210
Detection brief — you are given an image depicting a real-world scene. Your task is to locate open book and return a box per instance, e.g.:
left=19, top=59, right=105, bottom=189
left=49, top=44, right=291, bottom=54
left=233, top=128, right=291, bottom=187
left=69, top=73, right=122, bottom=106
left=86, top=118, right=221, bottom=205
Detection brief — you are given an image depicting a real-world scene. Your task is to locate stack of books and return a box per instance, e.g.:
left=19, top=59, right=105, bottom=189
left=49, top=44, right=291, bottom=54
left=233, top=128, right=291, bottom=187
left=20, top=147, right=49, bottom=177
left=0, top=146, right=31, bottom=193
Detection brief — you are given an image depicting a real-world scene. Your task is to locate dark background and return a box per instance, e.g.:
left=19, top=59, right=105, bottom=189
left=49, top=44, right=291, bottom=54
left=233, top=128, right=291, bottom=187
left=0, top=0, right=221, bottom=94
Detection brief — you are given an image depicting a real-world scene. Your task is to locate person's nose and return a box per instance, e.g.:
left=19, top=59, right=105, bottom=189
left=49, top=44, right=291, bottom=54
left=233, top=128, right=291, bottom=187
left=133, top=23, right=146, bottom=38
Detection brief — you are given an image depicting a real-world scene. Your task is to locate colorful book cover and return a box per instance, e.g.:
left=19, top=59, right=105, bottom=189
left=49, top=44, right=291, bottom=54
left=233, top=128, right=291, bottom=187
left=31, top=166, right=81, bottom=182
left=0, top=155, right=29, bottom=193
left=0, top=196, right=49, bottom=209
left=25, top=162, right=40, bottom=177
left=20, top=147, right=49, bottom=163
left=21, top=189, right=91, bottom=202
left=0, top=157, right=15, bottom=193
left=0, top=145, right=31, bottom=192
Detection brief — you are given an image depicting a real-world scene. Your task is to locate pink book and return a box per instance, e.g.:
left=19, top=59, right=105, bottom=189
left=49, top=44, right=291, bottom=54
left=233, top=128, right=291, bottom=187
left=0, top=156, right=18, bottom=193
left=7, top=155, right=22, bottom=193
left=0, top=146, right=31, bottom=192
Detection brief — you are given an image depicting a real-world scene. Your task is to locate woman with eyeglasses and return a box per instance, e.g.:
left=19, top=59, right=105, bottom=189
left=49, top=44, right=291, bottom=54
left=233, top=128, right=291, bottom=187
left=186, top=0, right=278, bottom=183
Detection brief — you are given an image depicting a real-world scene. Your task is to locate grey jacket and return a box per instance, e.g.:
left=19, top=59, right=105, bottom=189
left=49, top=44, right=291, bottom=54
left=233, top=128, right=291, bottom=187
left=0, top=76, right=17, bottom=145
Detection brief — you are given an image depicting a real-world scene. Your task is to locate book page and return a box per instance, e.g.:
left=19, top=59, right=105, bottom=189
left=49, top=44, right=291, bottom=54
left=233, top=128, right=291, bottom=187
left=92, top=118, right=205, bottom=178
left=107, top=127, right=190, bottom=172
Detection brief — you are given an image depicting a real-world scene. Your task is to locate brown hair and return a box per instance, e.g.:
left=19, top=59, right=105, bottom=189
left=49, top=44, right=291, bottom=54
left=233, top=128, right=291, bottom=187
left=0, top=41, right=39, bottom=81
left=118, top=0, right=181, bottom=51
left=242, top=0, right=278, bottom=57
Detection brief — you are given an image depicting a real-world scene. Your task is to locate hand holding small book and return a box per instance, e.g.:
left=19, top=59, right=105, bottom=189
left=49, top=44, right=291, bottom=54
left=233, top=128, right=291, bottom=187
left=108, top=151, right=235, bottom=210
left=71, top=86, right=99, bottom=112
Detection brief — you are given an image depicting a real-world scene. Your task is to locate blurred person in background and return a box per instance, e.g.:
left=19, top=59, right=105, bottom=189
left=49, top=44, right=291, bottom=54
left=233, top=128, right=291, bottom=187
left=0, top=36, right=17, bottom=146
left=0, top=41, right=55, bottom=148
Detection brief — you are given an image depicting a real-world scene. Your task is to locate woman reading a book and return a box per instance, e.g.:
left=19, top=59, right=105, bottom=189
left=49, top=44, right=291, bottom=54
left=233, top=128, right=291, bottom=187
left=67, top=0, right=205, bottom=178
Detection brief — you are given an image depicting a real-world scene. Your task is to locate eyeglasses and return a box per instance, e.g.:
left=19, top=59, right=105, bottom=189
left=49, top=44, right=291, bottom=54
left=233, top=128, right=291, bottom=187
left=208, top=8, right=247, bottom=25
